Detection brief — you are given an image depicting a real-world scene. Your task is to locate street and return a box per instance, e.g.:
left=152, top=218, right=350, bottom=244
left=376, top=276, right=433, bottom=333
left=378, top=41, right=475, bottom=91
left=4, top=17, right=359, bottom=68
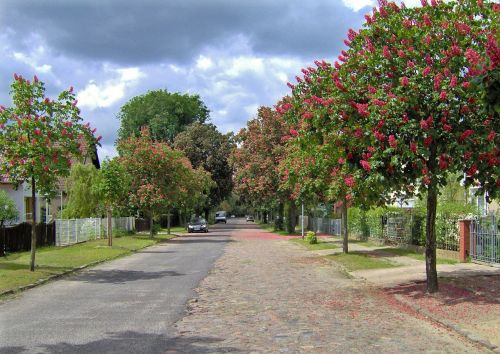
left=0, top=225, right=230, bottom=353
left=0, top=219, right=489, bottom=353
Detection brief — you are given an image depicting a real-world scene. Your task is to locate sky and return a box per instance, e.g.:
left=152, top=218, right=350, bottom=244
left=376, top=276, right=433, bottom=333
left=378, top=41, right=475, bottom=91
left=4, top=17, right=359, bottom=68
left=0, top=0, right=422, bottom=159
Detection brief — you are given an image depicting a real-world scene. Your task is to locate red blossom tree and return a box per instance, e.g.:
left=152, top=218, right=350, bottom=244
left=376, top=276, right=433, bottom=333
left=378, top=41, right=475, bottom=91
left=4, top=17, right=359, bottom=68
left=231, top=106, right=294, bottom=230
left=118, top=128, right=206, bottom=237
left=0, top=74, right=98, bottom=270
left=339, top=0, right=498, bottom=292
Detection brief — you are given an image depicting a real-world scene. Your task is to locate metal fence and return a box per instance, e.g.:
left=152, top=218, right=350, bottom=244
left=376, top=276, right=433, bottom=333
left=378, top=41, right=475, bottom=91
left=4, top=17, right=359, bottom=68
left=55, top=217, right=135, bottom=246
left=308, top=217, right=342, bottom=236
left=470, top=215, right=499, bottom=264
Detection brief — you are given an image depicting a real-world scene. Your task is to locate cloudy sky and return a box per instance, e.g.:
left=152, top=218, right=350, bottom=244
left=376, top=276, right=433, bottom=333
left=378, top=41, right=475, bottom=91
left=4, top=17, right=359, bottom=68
left=0, top=0, right=421, bottom=158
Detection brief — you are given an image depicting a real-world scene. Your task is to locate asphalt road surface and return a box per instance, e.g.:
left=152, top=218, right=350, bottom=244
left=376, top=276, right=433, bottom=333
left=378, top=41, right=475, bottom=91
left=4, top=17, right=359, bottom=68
left=0, top=219, right=247, bottom=354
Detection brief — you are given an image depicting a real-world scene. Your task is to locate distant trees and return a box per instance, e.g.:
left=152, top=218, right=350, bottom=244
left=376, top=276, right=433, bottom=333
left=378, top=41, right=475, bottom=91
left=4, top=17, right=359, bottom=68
left=173, top=123, right=234, bottom=217
left=0, top=74, right=98, bottom=271
left=117, top=89, right=209, bottom=143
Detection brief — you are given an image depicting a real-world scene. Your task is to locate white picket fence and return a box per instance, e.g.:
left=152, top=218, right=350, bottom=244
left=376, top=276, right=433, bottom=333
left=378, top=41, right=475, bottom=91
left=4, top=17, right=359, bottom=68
left=55, top=217, right=135, bottom=246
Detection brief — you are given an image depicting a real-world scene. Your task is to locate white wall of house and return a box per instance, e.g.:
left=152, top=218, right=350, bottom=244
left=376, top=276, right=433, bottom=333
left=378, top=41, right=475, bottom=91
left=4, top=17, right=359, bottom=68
left=0, top=182, right=43, bottom=224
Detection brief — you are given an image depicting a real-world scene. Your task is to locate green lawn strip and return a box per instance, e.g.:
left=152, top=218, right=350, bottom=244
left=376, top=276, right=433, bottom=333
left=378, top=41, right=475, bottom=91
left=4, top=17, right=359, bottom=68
left=158, top=226, right=187, bottom=234
left=379, top=247, right=458, bottom=264
left=260, top=224, right=300, bottom=236
left=290, top=238, right=338, bottom=251
left=325, top=252, right=400, bottom=271
left=0, top=234, right=176, bottom=294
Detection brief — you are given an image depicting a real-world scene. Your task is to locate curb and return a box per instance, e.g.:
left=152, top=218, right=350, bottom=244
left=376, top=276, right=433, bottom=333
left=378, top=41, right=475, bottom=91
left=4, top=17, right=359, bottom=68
left=0, top=234, right=181, bottom=299
left=393, top=293, right=498, bottom=352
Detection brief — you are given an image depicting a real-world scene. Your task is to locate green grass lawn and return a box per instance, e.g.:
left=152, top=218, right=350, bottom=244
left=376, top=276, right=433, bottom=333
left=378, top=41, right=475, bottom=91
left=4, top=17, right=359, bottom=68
left=0, top=234, right=176, bottom=294
left=158, top=226, right=187, bottom=234
left=290, top=238, right=338, bottom=251
left=380, top=248, right=458, bottom=264
left=325, top=252, right=399, bottom=271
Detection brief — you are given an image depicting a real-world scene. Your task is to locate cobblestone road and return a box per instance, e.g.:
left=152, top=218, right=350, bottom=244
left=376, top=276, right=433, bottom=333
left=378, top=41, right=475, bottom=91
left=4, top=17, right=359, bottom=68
left=171, top=223, right=487, bottom=353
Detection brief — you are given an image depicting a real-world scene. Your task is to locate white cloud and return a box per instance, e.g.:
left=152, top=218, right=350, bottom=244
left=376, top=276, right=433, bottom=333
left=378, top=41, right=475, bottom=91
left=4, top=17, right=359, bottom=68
left=224, top=56, right=264, bottom=77
left=195, top=55, right=214, bottom=71
left=77, top=67, right=145, bottom=110
left=341, top=0, right=423, bottom=12
left=12, top=47, right=52, bottom=73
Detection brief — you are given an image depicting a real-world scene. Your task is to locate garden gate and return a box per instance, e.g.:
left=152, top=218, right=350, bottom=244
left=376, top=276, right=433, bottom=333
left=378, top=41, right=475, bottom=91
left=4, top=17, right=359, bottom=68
left=470, top=215, right=499, bottom=264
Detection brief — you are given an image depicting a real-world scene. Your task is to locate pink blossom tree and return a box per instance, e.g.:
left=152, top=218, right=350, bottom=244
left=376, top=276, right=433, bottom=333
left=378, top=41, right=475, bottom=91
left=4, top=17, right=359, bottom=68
left=0, top=74, right=98, bottom=270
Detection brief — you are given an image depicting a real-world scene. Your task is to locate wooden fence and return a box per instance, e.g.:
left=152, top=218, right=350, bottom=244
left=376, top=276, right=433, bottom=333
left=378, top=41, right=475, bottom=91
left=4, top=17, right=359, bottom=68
left=1, top=222, right=55, bottom=253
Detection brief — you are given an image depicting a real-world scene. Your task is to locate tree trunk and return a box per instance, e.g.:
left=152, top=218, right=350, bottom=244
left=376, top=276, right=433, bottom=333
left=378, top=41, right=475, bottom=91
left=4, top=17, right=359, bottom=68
left=263, top=211, right=268, bottom=224
left=149, top=214, right=154, bottom=239
left=204, top=209, right=209, bottom=221
left=286, top=202, right=296, bottom=234
left=276, top=202, right=284, bottom=230
left=30, top=176, right=37, bottom=271
left=167, top=211, right=171, bottom=235
left=107, top=208, right=113, bottom=247
left=425, top=185, right=439, bottom=293
left=341, top=199, right=348, bottom=254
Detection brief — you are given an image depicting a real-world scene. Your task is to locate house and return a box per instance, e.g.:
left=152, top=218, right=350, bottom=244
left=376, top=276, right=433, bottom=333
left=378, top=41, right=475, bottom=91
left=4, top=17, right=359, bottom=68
left=0, top=177, right=44, bottom=224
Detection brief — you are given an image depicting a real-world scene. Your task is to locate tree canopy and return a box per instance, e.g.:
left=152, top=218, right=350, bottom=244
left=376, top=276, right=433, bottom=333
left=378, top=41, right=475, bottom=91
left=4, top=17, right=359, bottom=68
left=117, top=89, right=210, bottom=143
left=173, top=123, right=234, bottom=211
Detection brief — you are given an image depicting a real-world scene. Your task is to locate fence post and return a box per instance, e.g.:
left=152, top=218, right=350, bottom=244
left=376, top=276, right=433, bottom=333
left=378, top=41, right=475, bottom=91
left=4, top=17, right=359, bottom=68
left=459, top=219, right=471, bottom=263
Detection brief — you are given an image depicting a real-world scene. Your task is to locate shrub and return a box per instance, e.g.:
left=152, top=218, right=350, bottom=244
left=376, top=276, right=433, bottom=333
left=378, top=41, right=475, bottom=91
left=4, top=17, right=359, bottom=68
left=306, top=231, right=317, bottom=244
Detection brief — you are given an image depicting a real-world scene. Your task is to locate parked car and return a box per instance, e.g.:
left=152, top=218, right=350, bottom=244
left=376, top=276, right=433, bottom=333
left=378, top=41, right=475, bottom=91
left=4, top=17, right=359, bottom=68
left=215, top=211, right=227, bottom=224
left=246, top=215, right=254, bottom=222
left=187, top=217, right=209, bottom=233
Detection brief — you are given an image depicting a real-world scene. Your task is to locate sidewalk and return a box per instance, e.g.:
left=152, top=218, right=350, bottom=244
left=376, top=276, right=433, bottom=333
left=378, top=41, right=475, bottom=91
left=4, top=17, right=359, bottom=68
left=311, top=239, right=500, bottom=351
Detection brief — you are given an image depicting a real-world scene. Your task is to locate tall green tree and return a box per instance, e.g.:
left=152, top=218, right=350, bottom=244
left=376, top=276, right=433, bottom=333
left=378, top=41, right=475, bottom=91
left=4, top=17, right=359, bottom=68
left=93, top=158, right=131, bottom=246
left=0, top=190, right=18, bottom=256
left=0, top=74, right=97, bottom=271
left=117, top=89, right=209, bottom=143
left=173, top=123, right=234, bottom=217
left=62, top=163, right=100, bottom=218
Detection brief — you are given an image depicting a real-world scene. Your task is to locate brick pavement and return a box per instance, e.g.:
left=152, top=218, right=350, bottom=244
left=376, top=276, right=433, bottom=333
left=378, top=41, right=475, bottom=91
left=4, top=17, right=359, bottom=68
left=170, top=228, right=487, bottom=353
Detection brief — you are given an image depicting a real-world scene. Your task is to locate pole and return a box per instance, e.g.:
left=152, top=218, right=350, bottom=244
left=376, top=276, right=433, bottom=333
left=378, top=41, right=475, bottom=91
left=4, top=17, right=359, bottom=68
left=301, top=202, right=304, bottom=239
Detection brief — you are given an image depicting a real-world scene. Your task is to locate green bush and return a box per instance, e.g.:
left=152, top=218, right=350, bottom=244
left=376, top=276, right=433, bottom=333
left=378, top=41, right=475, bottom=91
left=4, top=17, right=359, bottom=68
left=306, top=231, right=317, bottom=244
left=152, top=223, right=161, bottom=236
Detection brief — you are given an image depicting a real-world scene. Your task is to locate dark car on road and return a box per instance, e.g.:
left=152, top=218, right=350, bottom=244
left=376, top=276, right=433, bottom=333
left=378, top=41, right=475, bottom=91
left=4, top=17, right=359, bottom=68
left=187, top=217, right=209, bottom=233
left=246, top=215, right=254, bottom=222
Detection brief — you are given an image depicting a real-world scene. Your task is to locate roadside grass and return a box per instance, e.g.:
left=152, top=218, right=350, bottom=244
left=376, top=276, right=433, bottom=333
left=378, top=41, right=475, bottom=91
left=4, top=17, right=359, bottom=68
left=158, top=226, right=186, bottom=234
left=380, top=247, right=458, bottom=264
left=260, top=223, right=300, bottom=236
left=290, top=238, right=338, bottom=251
left=0, top=234, right=176, bottom=294
left=325, top=252, right=399, bottom=271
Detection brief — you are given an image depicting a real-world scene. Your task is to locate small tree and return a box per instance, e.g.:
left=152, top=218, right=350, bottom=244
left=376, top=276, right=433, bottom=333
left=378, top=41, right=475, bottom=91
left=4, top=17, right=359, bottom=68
left=0, top=74, right=97, bottom=270
left=63, top=163, right=100, bottom=218
left=0, top=190, right=18, bottom=256
left=118, top=128, right=194, bottom=238
left=93, top=158, right=130, bottom=246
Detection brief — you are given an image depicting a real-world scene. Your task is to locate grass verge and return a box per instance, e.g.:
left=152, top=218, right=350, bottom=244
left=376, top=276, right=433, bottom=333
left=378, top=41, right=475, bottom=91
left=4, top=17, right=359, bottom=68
left=380, top=248, right=458, bottom=264
left=260, top=223, right=299, bottom=236
left=325, top=252, right=399, bottom=271
left=0, top=234, right=176, bottom=295
left=290, top=238, right=338, bottom=251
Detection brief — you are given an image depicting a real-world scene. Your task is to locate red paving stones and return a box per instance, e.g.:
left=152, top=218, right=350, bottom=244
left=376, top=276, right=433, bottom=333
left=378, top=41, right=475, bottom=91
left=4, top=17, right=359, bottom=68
left=173, top=227, right=489, bottom=353
left=384, top=276, right=500, bottom=350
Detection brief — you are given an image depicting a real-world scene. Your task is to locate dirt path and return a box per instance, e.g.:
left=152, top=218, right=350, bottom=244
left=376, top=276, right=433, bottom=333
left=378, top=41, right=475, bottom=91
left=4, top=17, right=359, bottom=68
left=171, top=227, right=487, bottom=353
